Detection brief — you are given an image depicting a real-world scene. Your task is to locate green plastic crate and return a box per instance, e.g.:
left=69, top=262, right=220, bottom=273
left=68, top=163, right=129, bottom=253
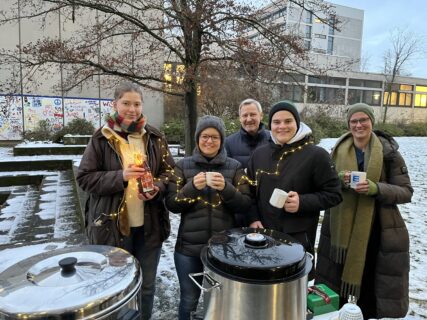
left=307, top=284, right=339, bottom=316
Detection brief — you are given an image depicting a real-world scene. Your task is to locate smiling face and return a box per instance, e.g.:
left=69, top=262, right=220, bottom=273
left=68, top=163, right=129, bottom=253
left=112, top=91, right=143, bottom=123
left=198, top=127, right=221, bottom=157
left=270, top=110, right=297, bottom=144
left=240, top=103, right=262, bottom=135
left=349, top=111, right=373, bottom=142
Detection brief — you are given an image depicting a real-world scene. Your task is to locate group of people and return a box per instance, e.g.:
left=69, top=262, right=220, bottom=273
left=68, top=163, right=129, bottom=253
left=77, top=82, right=413, bottom=320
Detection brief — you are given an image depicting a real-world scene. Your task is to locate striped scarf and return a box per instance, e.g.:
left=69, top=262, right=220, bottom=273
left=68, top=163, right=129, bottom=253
left=107, top=111, right=145, bottom=133
left=329, top=132, right=383, bottom=300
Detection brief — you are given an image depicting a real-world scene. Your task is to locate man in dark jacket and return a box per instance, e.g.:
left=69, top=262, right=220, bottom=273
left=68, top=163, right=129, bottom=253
left=247, top=101, right=342, bottom=278
left=225, top=98, right=270, bottom=168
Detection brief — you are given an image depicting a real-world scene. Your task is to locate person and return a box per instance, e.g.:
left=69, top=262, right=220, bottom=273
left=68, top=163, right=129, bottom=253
left=246, top=100, right=342, bottom=271
left=225, top=99, right=270, bottom=226
left=165, top=115, right=252, bottom=320
left=316, top=103, right=413, bottom=319
left=76, top=82, right=175, bottom=320
left=225, top=98, right=270, bottom=168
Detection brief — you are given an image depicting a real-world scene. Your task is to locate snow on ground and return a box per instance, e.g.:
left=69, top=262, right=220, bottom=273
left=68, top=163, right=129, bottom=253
left=0, top=137, right=426, bottom=319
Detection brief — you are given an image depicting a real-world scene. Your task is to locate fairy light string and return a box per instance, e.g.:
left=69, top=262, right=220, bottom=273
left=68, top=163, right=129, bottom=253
left=115, top=136, right=313, bottom=209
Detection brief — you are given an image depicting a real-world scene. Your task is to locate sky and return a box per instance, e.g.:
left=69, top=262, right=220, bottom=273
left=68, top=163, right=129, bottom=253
left=330, top=0, right=427, bottom=78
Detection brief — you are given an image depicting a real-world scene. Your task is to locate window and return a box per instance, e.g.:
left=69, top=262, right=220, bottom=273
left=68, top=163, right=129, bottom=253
left=327, top=36, right=334, bottom=54
left=416, top=85, right=427, bottom=92
left=305, top=25, right=312, bottom=39
left=415, top=94, right=427, bottom=107
left=383, top=91, right=398, bottom=106
left=400, top=84, right=413, bottom=91
left=304, top=40, right=311, bottom=50
left=398, top=93, right=412, bottom=107
left=308, top=76, right=345, bottom=85
left=307, top=87, right=345, bottom=104
left=349, top=79, right=382, bottom=89
left=281, top=84, right=304, bottom=102
left=348, top=90, right=381, bottom=106
left=314, top=34, right=327, bottom=39
left=305, top=11, right=313, bottom=24
left=328, top=16, right=336, bottom=35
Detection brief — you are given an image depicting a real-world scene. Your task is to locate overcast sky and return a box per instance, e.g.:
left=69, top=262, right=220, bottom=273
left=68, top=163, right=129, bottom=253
left=330, top=0, right=427, bottom=79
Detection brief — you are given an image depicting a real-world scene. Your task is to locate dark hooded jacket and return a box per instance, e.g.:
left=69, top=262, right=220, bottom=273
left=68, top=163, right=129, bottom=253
left=225, top=123, right=270, bottom=168
left=77, top=124, right=175, bottom=249
left=165, top=147, right=251, bottom=257
left=247, top=125, right=342, bottom=256
left=316, top=130, right=413, bottom=318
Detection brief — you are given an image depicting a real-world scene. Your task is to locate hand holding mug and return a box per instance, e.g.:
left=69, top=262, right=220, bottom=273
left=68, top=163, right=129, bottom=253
left=206, top=172, right=225, bottom=191
left=284, top=191, right=299, bottom=213
left=193, top=172, right=207, bottom=190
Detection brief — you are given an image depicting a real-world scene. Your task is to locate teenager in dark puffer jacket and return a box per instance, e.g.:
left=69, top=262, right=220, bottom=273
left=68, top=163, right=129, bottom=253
left=166, top=115, right=251, bottom=320
left=316, top=103, right=413, bottom=319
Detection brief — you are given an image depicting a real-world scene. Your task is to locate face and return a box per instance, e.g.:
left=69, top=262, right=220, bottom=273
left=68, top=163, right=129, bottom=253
left=240, top=103, right=263, bottom=135
left=271, top=110, right=298, bottom=145
left=113, top=91, right=143, bottom=123
left=198, top=127, right=221, bottom=157
left=349, top=111, right=373, bottom=141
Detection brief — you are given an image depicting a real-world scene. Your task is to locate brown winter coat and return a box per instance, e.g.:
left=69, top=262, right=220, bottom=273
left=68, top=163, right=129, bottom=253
left=316, top=130, right=413, bottom=318
left=77, top=124, right=175, bottom=249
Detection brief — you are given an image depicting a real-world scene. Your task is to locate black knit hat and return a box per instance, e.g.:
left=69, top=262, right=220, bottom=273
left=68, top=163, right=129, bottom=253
left=195, top=115, right=226, bottom=146
left=268, top=100, right=300, bottom=130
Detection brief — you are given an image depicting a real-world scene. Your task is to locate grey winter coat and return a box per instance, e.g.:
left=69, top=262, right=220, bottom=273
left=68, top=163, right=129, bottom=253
left=77, top=124, right=175, bottom=249
left=316, top=130, right=413, bottom=318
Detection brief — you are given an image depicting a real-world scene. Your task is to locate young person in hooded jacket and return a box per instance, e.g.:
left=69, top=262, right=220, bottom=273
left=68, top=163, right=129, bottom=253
left=77, top=82, right=175, bottom=320
left=315, top=103, right=413, bottom=319
left=165, top=115, right=252, bottom=320
left=246, top=100, right=342, bottom=278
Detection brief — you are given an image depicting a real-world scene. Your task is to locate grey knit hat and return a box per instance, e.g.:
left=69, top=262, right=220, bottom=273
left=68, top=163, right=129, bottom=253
left=195, top=115, right=226, bottom=146
left=268, top=100, right=300, bottom=131
left=346, top=103, right=375, bottom=128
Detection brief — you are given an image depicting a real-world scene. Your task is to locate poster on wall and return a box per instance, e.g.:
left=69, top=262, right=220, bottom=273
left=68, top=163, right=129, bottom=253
left=64, top=98, right=101, bottom=128
left=100, top=99, right=113, bottom=124
left=0, top=95, right=23, bottom=140
left=23, top=96, right=63, bottom=132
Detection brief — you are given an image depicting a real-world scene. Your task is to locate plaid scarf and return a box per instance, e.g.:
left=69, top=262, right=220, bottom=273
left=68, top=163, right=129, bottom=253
left=329, top=132, right=383, bottom=300
left=107, top=111, right=145, bottom=133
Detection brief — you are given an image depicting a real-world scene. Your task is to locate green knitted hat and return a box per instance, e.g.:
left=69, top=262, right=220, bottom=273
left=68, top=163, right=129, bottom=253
left=346, top=103, right=375, bottom=128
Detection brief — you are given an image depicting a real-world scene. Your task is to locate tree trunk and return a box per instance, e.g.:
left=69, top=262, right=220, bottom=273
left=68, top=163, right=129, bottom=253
left=184, top=79, right=198, bottom=155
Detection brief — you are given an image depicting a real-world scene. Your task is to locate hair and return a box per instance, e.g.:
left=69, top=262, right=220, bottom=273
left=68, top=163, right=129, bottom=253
left=114, top=82, right=144, bottom=101
left=238, top=98, right=262, bottom=115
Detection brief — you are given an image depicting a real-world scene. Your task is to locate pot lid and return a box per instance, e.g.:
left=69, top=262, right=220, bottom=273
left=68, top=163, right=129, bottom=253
left=0, top=245, right=141, bottom=319
left=204, top=228, right=308, bottom=283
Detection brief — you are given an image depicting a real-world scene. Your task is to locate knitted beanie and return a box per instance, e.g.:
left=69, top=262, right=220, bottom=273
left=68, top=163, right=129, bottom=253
left=346, top=103, right=375, bottom=128
left=195, top=115, right=226, bottom=146
left=268, top=100, right=300, bottom=130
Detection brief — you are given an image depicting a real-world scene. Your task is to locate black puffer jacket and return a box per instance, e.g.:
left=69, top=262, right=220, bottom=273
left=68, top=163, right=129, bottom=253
left=225, top=123, right=270, bottom=168
left=247, top=136, right=342, bottom=254
left=316, top=130, right=413, bottom=318
left=165, top=148, right=251, bottom=257
left=77, top=124, right=175, bottom=249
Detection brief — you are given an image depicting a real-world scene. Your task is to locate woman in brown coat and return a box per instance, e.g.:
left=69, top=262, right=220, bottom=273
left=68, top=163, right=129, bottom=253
left=77, top=82, right=174, bottom=320
left=316, top=103, right=413, bottom=319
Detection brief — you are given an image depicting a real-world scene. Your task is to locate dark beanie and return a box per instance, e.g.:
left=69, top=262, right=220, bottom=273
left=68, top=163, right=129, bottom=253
left=195, top=115, right=226, bottom=146
left=268, top=100, right=300, bottom=130
left=346, top=103, right=375, bottom=128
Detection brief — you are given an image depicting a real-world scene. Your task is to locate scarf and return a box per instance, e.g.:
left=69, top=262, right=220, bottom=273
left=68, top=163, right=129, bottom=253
left=107, top=111, right=145, bottom=133
left=329, top=132, right=383, bottom=299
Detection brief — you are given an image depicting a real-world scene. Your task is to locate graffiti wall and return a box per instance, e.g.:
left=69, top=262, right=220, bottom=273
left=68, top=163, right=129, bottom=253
left=0, top=95, right=113, bottom=140
left=0, top=95, right=23, bottom=140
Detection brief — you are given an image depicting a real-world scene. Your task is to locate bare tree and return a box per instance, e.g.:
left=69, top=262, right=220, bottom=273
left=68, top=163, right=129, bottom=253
left=0, top=0, right=339, bottom=153
left=382, top=27, right=421, bottom=123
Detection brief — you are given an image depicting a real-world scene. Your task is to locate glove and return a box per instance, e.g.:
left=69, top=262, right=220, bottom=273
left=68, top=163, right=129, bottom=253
left=338, top=170, right=350, bottom=188
left=366, top=179, right=378, bottom=196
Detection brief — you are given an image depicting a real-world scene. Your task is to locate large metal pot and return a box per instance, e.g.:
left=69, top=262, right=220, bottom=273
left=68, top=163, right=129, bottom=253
left=0, top=245, right=141, bottom=319
left=190, top=228, right=312, bottom=320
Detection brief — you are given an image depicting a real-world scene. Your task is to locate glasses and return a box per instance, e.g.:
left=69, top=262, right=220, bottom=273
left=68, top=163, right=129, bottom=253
left=349, top=117, right=370, bottom=126
left=200, top=134, right=221, bottom=142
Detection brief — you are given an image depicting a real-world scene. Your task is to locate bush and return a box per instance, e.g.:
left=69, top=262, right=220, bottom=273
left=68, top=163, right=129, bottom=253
left=301, top=109, right=347, bottom=143
left=52, top=118, right=95, bottom=143
left=23, top=120, right=54, bottom=142
left=161, top=119, right=185, bottom=145
left=402, top=122, right=427, bottom=136
left=374, top=122, right=405, bottom=137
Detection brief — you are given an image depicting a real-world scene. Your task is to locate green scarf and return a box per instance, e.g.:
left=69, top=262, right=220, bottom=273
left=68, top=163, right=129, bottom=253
left=330, top=132, right=383, bottom=299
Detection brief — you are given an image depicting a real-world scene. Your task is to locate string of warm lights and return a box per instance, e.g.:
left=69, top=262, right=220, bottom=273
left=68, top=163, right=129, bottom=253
left=112, top=136, right=313, bottom=210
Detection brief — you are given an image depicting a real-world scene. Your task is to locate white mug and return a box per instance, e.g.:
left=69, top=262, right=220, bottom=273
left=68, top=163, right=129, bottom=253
left=269, top=188, right=288, bottom=208
left=350, top=171, right=367, bottom=188
left=206, top=172, right=215, bottom=187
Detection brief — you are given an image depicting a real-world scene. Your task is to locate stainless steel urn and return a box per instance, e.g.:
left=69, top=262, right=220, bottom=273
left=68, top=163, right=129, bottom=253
left=190, top=228, right=312, bottom=320
left=0, top=245, right=142, bottom=319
